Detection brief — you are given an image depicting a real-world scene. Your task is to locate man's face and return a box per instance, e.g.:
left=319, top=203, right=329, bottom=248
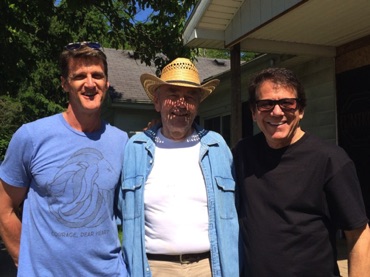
left=61, top=57, right=109, bottom=115
left=252, top=80, right=304, bottom=149
left=154, top=85, right=201, bottom=141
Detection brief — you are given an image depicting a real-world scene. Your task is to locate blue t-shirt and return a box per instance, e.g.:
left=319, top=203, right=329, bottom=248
left=0, top=114, right=128, bottom=277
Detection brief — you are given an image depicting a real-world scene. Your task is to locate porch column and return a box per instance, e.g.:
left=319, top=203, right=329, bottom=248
left=230, top=43, right=242, bottom=147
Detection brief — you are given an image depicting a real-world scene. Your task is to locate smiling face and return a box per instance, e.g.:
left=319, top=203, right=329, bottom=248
left=252, top=80, right=305, bottom=149
left=62, top=57, right=109, bottom=117
left=154, top=84, right=201, bottom=141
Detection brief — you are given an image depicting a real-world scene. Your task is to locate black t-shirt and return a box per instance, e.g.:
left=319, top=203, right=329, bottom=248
left=233, top=132, right=368, bottom=277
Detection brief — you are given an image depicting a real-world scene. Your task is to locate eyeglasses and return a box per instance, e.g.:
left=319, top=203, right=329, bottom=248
left=64, top=41, right=101, bottom=51
left=255, top=98, right=299, bottom=112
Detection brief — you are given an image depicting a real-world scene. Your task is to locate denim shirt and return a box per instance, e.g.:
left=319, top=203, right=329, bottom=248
left=119, top=124, right=240, bottom=277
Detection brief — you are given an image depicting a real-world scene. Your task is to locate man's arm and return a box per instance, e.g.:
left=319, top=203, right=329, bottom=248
left=0, top=179, right=28, bottom=266
left=344, top=224, right=370, bottom=277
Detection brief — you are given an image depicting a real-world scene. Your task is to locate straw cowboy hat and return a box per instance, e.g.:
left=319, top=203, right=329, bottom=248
left=140, top=58, right=220, bottom=102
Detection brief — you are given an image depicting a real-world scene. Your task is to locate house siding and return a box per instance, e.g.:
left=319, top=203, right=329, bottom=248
left=198, top=55, right=337, bottom=144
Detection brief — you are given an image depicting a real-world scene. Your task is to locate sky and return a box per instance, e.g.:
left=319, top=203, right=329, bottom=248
left=134, top=5, right=155, bottom=22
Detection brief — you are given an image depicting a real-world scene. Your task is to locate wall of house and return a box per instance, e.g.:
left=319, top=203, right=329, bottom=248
left=198, top=54, right=337, bottom=144
left=294, top=58, right=337, bottom=144
left=113, top=104, right=159, bottom=137
left=200, top=76, right=232, bottom=121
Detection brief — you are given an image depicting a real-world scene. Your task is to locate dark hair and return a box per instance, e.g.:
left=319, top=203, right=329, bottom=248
left=248, top=67, right=306, bottom=112
left=59, top=45, right=108, bottom=79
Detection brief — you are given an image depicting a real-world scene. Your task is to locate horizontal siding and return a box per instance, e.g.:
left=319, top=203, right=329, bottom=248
left=294, top=58, right=337, bottom=142
left=199, top=55, right=338, bottom=143
left=113, top=108, right=158, bottom=137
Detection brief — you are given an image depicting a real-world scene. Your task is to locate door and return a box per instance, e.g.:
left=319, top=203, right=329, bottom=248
left=337, top=65, right=370, bottom=219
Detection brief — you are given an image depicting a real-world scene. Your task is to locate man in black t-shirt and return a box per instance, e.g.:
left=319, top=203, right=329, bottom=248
left=233, top=67, right=370, bottom=276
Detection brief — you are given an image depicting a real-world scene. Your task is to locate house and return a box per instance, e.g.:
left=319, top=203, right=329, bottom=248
left=104, top=48, right=231, bottom=136
left=183, top=0, right=370, bottom=218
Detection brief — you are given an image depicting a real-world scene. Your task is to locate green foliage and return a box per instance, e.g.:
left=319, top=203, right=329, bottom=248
left=0, top=0, right=114, bottom=156
left=0, top=0, right=198, bottom=99
left=198, top=48, right=260, bottom=62
left=60, top=0, right=199, bottom=69
left=0, top=0, right=203, bottom=157
left=117, top=224, right=123, bottom=243
left=241, top=51, right=260, bottom=62
left=128, top=0, right=198, bottom=69
left=1, top=0, right=55, bottom=96
left=198, top=49, right=230, bottom=59
left=0, top=0, right=257, bottom=159
left=0, top=96, right=23, bottom=159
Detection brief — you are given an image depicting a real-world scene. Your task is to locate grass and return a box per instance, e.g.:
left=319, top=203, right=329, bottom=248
left=117, top=225, right=123, bottom=242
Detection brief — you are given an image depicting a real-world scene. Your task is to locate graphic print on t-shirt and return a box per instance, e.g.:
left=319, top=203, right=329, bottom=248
left=46, top=148, right=116, bottom=228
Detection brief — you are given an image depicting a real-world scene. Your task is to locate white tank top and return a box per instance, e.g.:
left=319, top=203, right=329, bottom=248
left=144, top=129, right=210, bottom=254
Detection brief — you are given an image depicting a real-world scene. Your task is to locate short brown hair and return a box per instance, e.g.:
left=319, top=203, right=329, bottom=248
left=59, top=45, right=108, bottom=79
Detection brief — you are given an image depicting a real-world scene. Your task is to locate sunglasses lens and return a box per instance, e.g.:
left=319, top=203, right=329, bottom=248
left=279, top=99, right=297, bottom=110
left=65, top=42, right=81, bottom=51
left=85, top=42, right=101, bottom=49
left=256, top=100, right=274, bottom=111
left=256, top=98, right=298, bottom=112
left=64, top=41, right=101, bottom=51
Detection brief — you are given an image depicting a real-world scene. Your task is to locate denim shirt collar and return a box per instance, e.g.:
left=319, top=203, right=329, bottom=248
left=143, top=123, right=211, bottom=144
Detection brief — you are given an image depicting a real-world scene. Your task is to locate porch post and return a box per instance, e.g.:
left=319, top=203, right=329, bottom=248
left=230, top=43, right=242, bottom=147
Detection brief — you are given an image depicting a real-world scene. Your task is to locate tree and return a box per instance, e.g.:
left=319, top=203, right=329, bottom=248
left=62, top=0, right=198, bottom=69
left=0, top=96, right=23, bottom=158
left=0, top=0, right=198, bottom=159
left=127, top=0, right=198, bottom=69
left=198, top=48, right=260, bottom=62
left=1, top=0, right=197, bottom=99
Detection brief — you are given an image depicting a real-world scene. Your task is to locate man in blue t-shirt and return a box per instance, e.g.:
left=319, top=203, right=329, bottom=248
left=0, top=42, right=128, bottom=276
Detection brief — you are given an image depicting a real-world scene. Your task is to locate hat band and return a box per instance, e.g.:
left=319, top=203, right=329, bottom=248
left=166, top=80, right=201, bottom=87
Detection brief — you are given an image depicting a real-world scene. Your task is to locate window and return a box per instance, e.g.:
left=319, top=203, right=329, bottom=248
left=204, top=115, right=231, bottom=146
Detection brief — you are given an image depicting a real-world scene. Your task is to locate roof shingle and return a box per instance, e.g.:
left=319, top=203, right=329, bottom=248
left=105, top=48, right=230, bottom=103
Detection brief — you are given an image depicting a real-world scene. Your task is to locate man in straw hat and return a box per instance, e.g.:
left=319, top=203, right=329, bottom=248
left=118, top=58, right=241, bottom=276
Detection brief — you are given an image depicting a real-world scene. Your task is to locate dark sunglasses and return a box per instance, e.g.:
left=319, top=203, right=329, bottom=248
left=255, top=98, right=299, bottom=112
left=64, top=41, right=101, bottom=51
